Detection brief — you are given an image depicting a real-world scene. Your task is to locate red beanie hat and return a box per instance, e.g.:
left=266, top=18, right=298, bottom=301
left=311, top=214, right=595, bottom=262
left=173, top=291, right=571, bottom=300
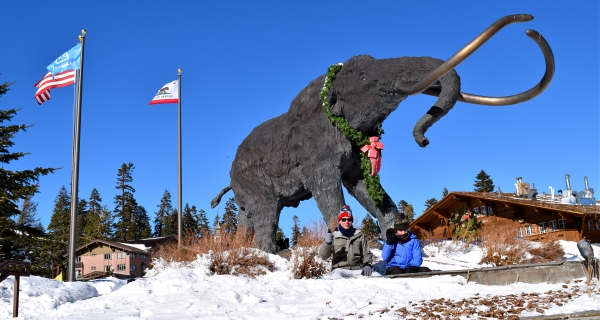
left=338, top=205, right=353, bottom=222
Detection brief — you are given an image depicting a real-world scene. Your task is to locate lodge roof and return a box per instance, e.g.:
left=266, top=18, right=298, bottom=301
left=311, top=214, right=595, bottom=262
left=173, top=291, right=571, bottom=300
left=74, top=235, right=175, bottom=256
left=412, top=191, right=600, bottom=226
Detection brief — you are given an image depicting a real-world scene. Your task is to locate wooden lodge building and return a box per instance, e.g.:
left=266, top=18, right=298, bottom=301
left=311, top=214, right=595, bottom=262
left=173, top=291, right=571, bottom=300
left=411, top=191, right=600, bottom=243
left=73, top=236, right=175, bottom=280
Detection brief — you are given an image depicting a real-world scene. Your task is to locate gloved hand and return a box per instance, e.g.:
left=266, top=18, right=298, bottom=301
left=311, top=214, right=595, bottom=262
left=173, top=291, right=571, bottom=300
left=409, top=266, right=420, bottom=273
left=324, top=232, right=333, bottom=244
left=385, top=228, right=397, bottom=245
left=362, top=264, right=373, bottom=277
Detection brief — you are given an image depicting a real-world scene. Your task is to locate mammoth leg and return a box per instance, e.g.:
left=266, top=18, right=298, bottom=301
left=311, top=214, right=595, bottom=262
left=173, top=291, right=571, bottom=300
left=310, top=175, right=346, bottom=229
left=237, top=196, right=281, bottom=253
left=413, top=69, right=460, bottom=147
left=342, top=178, right=399, bottom=239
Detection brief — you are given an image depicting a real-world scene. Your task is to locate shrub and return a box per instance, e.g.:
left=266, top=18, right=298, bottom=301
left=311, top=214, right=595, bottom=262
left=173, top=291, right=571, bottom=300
left=154, top=227, right=274, bottom=278
left=289, top=220, right=330, bottom=279
left=478, top=222, right=564, bottom=266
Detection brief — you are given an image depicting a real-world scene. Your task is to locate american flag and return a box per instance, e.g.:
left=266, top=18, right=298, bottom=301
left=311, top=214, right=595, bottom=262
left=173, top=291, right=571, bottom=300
left=34, top=70, right=76, bottom=105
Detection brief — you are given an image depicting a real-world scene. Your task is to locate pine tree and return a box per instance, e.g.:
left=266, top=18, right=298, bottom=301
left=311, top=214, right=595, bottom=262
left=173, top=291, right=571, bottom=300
left=213, top=213, right=221, bottom=234
left=0, top=78, right=56, bottom=262
left=275, top=227, right=285, bottom=241
left=474, top=169, right=495, bottom=192
left=197, top=208, right=211, bottom=237
left=221, top=198, right=237, bottom=234
left=397, top=200, right=409, bottom=215
left=153, top=189, right=173, bottom=237
left=163, top=208, right=178, bottom=236
left=423, top=198, right=438, bottom=212
left=82, top=188, right=112, bottom=243
left=17, top=193, right=43, bottom=230
left=113, top=163, right=140, bottom=241
left=135, top=205, right=151, bottom=239
left=405, top=204, right=415, bottom=222
left=75, top=198, right=88, bottom=247
left=182, top=203, right=199, bottom=234
left=43, top=186, right=71, bottom=278
left=442, top=187, right=449, bottom=197
left=360, top=214, right=380, bottom=242
left=291, top=215, right=301, bottom=246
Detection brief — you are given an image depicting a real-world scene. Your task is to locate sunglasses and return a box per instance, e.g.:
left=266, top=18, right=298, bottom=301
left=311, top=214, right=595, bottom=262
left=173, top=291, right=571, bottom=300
left=340, top=218, right=353, bottom=222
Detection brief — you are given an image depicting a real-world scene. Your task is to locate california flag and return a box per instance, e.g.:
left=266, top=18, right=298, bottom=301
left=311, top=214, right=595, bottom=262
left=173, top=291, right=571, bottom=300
left=149, top=80, right=179, bottom=105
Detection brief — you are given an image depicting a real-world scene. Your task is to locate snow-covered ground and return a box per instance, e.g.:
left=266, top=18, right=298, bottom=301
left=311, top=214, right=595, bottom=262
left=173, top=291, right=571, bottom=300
left=2, top=240, right=600, bottom=319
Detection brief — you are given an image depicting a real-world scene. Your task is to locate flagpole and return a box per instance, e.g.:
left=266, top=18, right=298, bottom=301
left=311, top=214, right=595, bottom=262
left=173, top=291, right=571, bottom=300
left=68, top=30, right=86, bottom=282
left=177, top=69, right=182, bottom=249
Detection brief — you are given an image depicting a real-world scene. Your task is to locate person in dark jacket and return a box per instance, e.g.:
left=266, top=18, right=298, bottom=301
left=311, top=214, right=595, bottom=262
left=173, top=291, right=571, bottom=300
left=319, top=205, right=380, bottom=279
left=381, top=217, right=423, bottom=275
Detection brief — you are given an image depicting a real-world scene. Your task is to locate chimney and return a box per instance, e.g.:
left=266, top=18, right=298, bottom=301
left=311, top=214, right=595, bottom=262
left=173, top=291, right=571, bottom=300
left=565, top=174, right=572, bottom=191
left=584, top=176, right=590, bottom=191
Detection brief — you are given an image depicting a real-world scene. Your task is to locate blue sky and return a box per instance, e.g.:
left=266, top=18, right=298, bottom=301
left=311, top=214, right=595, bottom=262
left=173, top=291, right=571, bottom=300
left=2, top=1, right=598, bottom=239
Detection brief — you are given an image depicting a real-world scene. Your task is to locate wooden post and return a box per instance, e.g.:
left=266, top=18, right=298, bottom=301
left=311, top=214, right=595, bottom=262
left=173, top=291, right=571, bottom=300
left=13, top=275, right=19, bottom=318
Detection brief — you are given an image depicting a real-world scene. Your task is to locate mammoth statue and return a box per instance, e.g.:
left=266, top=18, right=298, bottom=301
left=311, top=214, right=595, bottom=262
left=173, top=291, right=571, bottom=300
left=212, top=14, right=554, bottom=253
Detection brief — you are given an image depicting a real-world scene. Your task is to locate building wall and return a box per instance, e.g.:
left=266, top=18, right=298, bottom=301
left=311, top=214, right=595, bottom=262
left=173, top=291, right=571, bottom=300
left=77, top=245, right=152, bottom=278
left=412, top=198, right=589, bottom=243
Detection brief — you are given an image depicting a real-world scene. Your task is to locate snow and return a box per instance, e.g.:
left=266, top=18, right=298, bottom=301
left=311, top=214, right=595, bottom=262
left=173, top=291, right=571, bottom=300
left=120, top=243, right=150, bottom=251
left=2, top=241, right=600, bottom=319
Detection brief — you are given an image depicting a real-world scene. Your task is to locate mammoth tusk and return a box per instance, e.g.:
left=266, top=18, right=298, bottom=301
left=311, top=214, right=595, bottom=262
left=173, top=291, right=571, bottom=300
left=395, top=14, right=535, bottom=95
left=422, top=29, right=555, bottom=105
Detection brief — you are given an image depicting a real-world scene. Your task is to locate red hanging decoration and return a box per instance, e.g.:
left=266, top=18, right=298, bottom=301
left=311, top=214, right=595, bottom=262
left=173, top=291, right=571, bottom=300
left=360, top=136, right=384, bottom=176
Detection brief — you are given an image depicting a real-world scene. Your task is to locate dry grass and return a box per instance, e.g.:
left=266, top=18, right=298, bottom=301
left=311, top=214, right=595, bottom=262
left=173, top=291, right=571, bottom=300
left=154, top=228, right=274, bottom=278
left=289, top=220, right=331, bottom=279
left=478, top=222, right=564, bottom=266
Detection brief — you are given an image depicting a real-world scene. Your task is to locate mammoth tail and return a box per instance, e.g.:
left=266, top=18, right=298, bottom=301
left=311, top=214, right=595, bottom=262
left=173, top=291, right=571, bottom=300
left=211, top=185, right=232, bottom=208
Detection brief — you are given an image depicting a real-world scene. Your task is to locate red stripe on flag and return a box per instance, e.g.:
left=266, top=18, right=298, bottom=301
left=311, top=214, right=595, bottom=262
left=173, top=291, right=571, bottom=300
left=149, top=99, right=178, bottom=105
left=34, top=70, right=75, bottom=105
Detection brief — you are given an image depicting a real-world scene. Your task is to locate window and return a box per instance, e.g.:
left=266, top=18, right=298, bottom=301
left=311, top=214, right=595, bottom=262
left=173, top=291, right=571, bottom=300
left=548, top=220, right=557, bottom=231
left=588, top=220, right=594, bottom=230
left=440, top=219, right=445, bottom=227
left=117, top=252, right=126, bottom=259
left=487, top=206, right=494, bottom=216
left=130, top=265, right=136, bottom=271
left=141, top=263, right=147, bottom=270
left=473, top=207, right=479, bottom=216
left=140, top=254, right=146, bottom=260
left=91, top=266, right=96, bottom=270
left=518, top=227, right=524, bottom=237
left=130, top=253, right=136, bottom=259
left=76, top=256, right=81, bottom=262
left=75, top=270, right=81, bottom=276
left=117, top=264, right=126, bottom=271
left=558, top=219, right=567, bottom=230
left=595, top=220, right=600, bottom=230
left=525, top=225, right=533, bottom=235
left=104, top=265, right=113, bottom=272
left=104, top=253, right=112, bottom=260
left=481, top=206, right=487, bottom=216
left=91, top=253, right=96, bottom=256
left=538, top=222, right=547, bottom=234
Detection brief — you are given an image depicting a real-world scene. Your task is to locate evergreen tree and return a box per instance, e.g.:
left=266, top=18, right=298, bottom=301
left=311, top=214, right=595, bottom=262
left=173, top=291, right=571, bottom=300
left=182, top=203, right=199, bottom=234
left=0, top=78, right=56, bottom=262
left=135, top=205, right=151, bottom=239
left=213, top=213, right=221, bottom=234
left=75, top=198, right=88, bottom=247
left=17, top=193, right=43, bottom=230
left=113, top=163, right=140, bottom=241
left=474, top=169, right=495, bottom=192
left=43, top=186, right=71, bottom=278
left=275, top=227, right=285, bottom=241
left=221, top=198, right=237, bottom=234
left=197, top=208, right=211, bottom=237
left=423, top=198, right=438, bottom=212
left=82, top=188, right=112, bottom=243
left=397, top=200, right=409, bottom=215
left=360, top=214, right=380, bottom=242
left=291, top=215, right=301, bottom=246
left=404, top=205, right=414, bottom=222
left=162, top=208, right=178, bottom=236
left=442, top=187, right=449, bottom=197
left=153, top=189, right=173, bottom=237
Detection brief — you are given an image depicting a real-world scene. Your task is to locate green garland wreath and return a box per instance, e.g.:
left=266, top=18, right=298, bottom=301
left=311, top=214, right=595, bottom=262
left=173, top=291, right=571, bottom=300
left=319, top=63, right=385, bottom=205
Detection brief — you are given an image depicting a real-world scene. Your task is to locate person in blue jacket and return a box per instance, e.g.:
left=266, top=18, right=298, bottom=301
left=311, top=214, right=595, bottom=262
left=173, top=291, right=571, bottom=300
left=381, top=216, right=423, bottom=275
